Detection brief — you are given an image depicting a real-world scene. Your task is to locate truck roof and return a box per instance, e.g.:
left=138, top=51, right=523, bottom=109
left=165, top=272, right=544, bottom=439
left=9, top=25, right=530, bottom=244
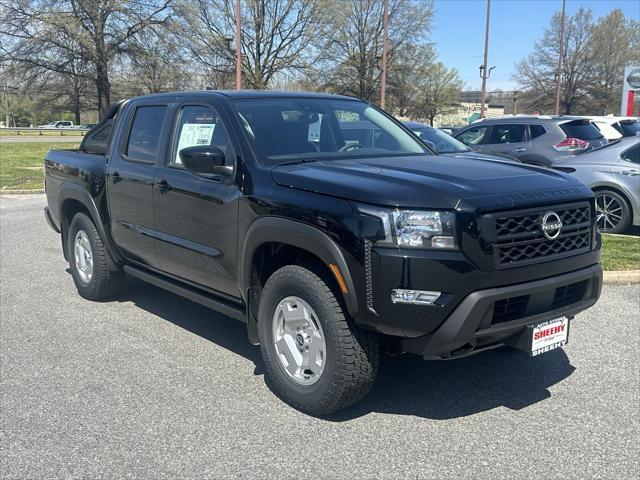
left=125, top=90, right=359, bottom=102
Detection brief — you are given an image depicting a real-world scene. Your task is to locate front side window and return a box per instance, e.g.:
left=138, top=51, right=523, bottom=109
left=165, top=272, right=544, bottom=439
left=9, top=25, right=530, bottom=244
left=234, top=98, right=427, bottom=164
left=487, top=124, right=526, bottom=144
left=172, top=105, right=232, bottom=166
left=456, top=126, right=489, bottom=145
left=125, top=105, right=167, bottom=162
left=413, top=127, right=469, bottom=154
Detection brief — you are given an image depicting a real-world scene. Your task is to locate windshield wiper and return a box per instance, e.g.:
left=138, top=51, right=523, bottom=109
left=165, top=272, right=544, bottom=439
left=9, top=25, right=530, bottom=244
left=277, top=158, right=322, bottom=166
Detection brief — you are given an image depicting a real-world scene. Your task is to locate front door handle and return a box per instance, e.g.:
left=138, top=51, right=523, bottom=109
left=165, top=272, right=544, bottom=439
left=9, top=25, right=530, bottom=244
left=111, top=171, right=123, bottom=184
left=156, top=179, right=172, bottom=193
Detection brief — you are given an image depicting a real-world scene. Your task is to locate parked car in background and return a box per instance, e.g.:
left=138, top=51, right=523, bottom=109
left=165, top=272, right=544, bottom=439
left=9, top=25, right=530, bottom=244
left=554, top=137, right=639, bottom=233
left=403, top=122, right=519, bottom=162
left=437, top=126, right=462, bottom=136
left=80, top=123, right=97, bottom=130
left=595, top=116, right=640, bottom=138
left=587, top=117, right=623, bottom=141
left=454, top=116, right=608, bottom=167
left=37, top=120, right=74, bottom=129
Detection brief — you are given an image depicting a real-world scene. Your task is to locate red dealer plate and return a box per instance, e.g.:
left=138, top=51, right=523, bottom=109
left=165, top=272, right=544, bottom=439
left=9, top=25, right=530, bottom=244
left=530, top=317, right=569, bottom=356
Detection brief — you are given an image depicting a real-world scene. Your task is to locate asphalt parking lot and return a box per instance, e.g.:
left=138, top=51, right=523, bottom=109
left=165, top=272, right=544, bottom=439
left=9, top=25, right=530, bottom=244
left=1, top=194, right=638, bottom=479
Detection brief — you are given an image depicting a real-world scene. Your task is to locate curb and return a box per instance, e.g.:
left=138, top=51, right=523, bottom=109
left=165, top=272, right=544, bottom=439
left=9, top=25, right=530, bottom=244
left=0, top=189, right=45, bottom=194
left=603, top=270, right=640, bottom=285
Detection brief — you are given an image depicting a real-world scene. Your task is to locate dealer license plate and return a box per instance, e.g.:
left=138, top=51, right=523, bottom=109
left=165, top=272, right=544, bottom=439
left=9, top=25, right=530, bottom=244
left=530, top=317, right=569, bottom=356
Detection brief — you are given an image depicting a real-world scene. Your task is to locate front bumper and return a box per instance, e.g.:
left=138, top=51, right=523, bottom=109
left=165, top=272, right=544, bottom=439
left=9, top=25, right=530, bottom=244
left=400, top=264, right=602, bottom=359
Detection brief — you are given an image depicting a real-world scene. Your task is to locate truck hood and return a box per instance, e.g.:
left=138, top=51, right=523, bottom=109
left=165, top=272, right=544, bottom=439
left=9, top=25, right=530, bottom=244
left=271, top=155, right=592, bottom=211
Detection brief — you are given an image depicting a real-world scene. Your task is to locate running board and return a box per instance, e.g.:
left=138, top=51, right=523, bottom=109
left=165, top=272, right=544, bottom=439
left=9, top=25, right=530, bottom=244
left=123, top=265, right=246, bottom=322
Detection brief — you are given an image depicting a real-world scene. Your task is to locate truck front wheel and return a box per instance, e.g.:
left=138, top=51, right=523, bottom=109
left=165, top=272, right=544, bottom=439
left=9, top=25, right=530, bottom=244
left=67, top=212, right=123, bottom=300
left=258, top=265, right=379, bottom=416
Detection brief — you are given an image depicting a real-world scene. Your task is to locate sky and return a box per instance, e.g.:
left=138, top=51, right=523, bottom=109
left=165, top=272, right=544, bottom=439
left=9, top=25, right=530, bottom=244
left=432, top=0, right=640, bottom=91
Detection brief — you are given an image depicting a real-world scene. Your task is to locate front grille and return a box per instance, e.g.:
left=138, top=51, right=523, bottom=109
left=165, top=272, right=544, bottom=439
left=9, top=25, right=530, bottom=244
left=482, top=202, right=592, bottom=268
left=492, top=295, right=529, bottom=324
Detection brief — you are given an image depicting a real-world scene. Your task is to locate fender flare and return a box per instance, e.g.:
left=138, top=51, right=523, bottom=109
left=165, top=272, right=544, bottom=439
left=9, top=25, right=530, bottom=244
left=240, top=217, right=359, bottom=317
left=58, top=182, right=122, bottom=264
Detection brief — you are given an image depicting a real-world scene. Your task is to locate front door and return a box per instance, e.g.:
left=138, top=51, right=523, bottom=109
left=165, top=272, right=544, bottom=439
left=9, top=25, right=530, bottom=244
left=153, top=102, right=242, bottom=298
left=106, top=102, right=170, bottom=269
left=483, top=123, right=531, bottom=158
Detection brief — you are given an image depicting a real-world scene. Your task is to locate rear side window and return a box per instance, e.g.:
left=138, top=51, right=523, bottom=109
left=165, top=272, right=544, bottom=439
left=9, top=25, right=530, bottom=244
left=559, top=120, right=603, bottom=140
left=622, top=144, right=640, bottom=164
left=125, top=105, right=167, bottom=162
left=487, top=124, right=526, bottom=144
left=456, top=125, right=489, bottom=145
left=530, top=125, right=546, bottom=139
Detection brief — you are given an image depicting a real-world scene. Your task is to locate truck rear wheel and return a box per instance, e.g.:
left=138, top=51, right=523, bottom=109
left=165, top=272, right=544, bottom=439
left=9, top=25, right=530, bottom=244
left=258, top=265, right=379, bottom=416
left=67, top=212, right=123, bottom=300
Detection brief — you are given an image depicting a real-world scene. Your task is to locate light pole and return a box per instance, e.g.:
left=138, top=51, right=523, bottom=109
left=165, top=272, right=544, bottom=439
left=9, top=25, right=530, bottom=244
left=380, top=0, right=388, bottom=109
left=479, top=0, right=491, bottom=118
left=554, top=0, right=566, bottom=115
left=235, top=0, right=242, bottom=90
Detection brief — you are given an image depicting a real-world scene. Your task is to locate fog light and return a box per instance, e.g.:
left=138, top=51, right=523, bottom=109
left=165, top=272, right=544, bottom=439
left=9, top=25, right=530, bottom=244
left=391, top=289, right=441, bottom=305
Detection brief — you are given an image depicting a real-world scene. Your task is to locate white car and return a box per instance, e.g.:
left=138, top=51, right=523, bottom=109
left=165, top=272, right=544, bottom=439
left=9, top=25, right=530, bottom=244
left=37, top=121, right=74, bottom=129
left=586, top=116, right=640, bottom=140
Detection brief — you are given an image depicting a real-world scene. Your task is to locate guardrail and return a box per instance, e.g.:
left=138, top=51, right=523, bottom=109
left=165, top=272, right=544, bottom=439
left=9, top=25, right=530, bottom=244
left=0, top=127, right=89, bottom=136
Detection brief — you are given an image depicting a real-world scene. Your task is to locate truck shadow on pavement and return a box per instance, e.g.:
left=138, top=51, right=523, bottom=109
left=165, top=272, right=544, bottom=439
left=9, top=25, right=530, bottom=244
left=115, top=277, right=575, bottom=421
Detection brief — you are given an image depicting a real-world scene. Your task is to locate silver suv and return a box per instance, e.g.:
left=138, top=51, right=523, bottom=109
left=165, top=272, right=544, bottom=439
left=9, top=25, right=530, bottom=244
left=453, top=116, right=608, bottom=167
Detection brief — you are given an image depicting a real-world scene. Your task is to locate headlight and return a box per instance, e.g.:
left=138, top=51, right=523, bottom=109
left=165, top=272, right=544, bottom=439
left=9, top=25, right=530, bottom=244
left=358, top=206, right=457, bottom=249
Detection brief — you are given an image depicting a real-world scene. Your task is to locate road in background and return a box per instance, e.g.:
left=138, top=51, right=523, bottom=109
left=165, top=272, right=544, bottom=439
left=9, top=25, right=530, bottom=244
left=1, top=194, right=638, bottom=479
left=1, top=136, right=85, bottom=143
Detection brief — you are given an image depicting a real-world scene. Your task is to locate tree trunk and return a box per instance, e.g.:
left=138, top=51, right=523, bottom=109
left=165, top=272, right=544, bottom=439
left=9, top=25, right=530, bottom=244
left=95, top=58, right=111, bottom=118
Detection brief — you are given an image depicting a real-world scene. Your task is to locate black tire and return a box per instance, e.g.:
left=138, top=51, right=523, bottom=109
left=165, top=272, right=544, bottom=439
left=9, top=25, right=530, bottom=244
left=258, top=265, right=379, bottom=416
left=67, top=212, right=123, bottom=300
left=594, top=190, right=632, bottom=234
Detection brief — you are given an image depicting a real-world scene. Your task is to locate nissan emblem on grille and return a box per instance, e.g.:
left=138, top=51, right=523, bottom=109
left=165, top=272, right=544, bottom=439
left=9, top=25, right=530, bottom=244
left=540, top=211, right=563, bottom=240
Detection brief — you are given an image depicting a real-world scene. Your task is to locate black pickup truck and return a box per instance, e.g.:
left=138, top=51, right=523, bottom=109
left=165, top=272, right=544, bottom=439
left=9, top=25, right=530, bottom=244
left=44, top=91, right=602, bottom=415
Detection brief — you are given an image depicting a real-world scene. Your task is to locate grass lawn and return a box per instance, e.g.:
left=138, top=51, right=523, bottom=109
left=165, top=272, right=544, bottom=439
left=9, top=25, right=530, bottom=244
left=601, top=234, right=640, bottom=271
left=0, top=142, right=79, bottom=190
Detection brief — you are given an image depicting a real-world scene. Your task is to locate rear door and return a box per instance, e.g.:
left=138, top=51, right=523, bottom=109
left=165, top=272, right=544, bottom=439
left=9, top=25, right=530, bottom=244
left=106, top=100, right=171, bottom=268
left=152, top=99, right=242, bottom=298
left=481, top=123, right=530, bottom=158
left=559, top=119, right=608, bottom=151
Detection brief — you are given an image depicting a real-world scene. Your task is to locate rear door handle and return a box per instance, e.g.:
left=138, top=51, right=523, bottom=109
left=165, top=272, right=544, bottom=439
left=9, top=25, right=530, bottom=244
left=511, top=148, right=528, bottom=153
left=156, top=179, right=172, bottom=193
left=621, top=169, right=640, bottom=176
left=111, top=171, right=123, bottom=183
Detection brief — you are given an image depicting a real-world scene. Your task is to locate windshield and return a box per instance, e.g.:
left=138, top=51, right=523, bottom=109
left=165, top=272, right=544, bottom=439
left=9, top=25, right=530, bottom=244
left=411, top=126, right=469, bottom=153
left=234, top=98, right=428, bottom=164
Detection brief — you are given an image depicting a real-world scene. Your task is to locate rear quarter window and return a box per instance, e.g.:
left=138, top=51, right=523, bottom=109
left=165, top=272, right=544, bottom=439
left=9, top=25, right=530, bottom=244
left=559, top=120, right=603, bottom=140
left=530, top=125, right=546, bottom=139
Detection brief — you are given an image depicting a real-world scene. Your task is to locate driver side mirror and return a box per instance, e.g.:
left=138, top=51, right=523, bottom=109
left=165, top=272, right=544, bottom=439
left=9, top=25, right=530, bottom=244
left=179, top=145, right=233, bottom=176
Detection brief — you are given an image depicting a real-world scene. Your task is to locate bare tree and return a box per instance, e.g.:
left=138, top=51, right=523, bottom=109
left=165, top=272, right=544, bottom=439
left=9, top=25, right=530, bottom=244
left=120, top=27, right=192, bottom=94
left=515, top=8, right=594, bottom=115
left=175, top=0, right=323, bottom=89
left=587, top=9, right=640, bottom=114
left=314, top=0, right=433, bottom=105
left=1, top=0, right=172, bottom=116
